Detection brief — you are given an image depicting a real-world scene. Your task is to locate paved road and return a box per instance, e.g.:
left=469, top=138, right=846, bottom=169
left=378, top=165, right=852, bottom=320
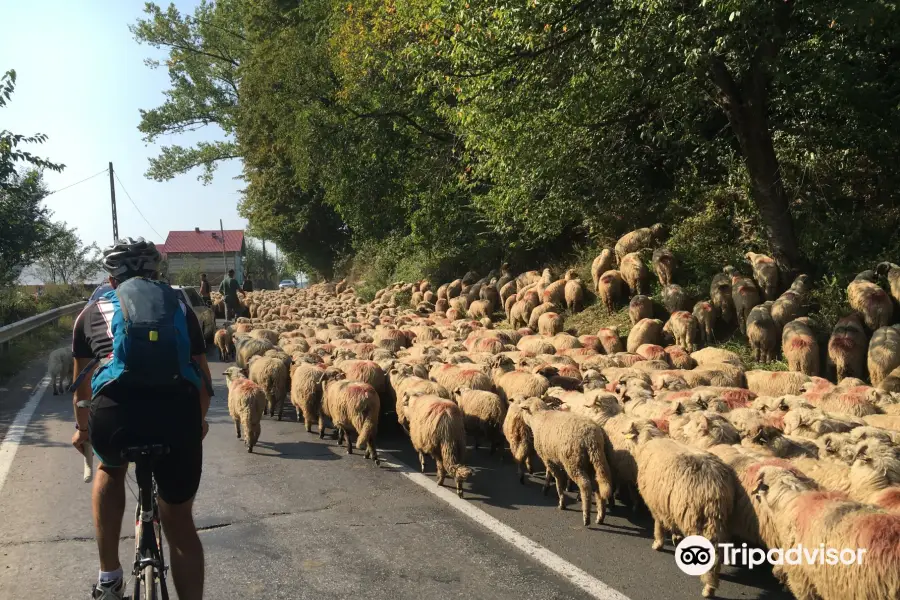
left=0, top=345, right=793, bottom=599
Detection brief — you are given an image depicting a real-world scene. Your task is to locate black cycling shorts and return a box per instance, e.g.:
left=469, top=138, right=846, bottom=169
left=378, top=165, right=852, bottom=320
left=89, top=383, right=202, bottom=505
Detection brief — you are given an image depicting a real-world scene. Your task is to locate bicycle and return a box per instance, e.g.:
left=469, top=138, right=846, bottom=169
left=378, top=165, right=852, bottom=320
left=123, top=444, right=171, bottom=600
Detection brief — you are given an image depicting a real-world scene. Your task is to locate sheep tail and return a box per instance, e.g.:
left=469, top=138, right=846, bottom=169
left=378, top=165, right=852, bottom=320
left=589, top=440, right=613, bottom=501
left=436, top=411, right=466, bottom=477
left=356, top=409, right=377, bottom=450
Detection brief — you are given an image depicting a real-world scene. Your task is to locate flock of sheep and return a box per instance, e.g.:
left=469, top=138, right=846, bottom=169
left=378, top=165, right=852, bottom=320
left=211, top=224, right=900, bottom=600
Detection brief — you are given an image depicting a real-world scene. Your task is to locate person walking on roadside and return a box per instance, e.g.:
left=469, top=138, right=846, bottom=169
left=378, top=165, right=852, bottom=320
left=242, top=274, right=254, bottom=293
left=199, top=273, right=211, bottom=305
left=218, top=268, right=244, bottom=321
left=70, top=237, right=211, bottom=600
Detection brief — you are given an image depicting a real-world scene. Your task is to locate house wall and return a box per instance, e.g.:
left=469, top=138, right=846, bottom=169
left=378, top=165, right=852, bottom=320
left=166, top=252, right=243, bottom=284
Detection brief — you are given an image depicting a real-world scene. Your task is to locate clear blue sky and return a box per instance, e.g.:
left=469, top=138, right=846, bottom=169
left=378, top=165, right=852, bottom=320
left=1, top=0, right=245, bottom=251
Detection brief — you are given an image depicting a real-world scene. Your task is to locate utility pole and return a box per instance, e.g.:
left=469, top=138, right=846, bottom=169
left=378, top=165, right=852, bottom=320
left=108, top=162, right=119, bottom=241
left=262, top=238, right=267, bottom=287
left=219, top=219, right=228, bottom=283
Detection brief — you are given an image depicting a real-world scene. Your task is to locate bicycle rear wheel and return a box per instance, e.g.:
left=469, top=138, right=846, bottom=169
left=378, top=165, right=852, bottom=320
left=141, top=564, right=158, bottom=600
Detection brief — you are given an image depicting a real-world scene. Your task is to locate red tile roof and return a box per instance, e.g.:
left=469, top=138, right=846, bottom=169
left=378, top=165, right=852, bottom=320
left=162, top=230, right=244, bottom=254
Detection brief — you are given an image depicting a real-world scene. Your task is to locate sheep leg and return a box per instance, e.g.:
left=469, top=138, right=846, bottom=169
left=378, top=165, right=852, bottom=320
left=542, top=469, right=553, bottom=496
left=473, top=433, right=479, bottom=451
left=435, top=456, right=446, bottom=487
left=277, top=400, right=284, bottom=421
left=575, top=476, right=592, bottom=526
left=651, top=520, right=666, bottom=551
left=418, top=451, right=427, bottom=473
left=552, top=468, right=568, bottom=510
left=365, top=440, right=380, bottom=466
left=318, top=414, right=326, bottom=439
left=296, top=408, right=302, bottom=423
left=344, top=429, right=353, bottom=455
left=234, top=419, right=241, bottom=439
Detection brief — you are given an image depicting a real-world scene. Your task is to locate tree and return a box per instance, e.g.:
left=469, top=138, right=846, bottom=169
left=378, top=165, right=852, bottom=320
left=1, top=69, right=65, bottom=185
left=34, top=222, right=101, bottom=285
left=131, top=1, right=246, bottom=183
left=0, top=68, right=65, bottom=286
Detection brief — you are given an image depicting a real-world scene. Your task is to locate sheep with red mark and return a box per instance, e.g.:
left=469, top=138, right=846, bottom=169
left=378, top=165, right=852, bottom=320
left=661, top=284, right=689, bottom=314
left=746, top=370, right=810, bottom=397
left=248, top=354, right=289, bottom=420
left=663, top=311, right=699, bottom=352
left=620, top=251, right=649, bottom=296
left=597, top=327, right=624, bottom=354
left=403, top=393, right=473, bottom=496
left=849, top=270, right=894, bottom=331
left=827, top=313, right=869, bottom=382
left=336, top=358, right=386, bottom=395
left=771, top=275, right=811, bottom=333
left=214, top=328, right=235, bottom=362
left=782, top=317, right=820, bottom=376
left=710, top=272, right=735, bottom=326
left=754, top=464, right=900, bottom=600
left=634, top=433, right=736, bottom=597
left=728, top=267, right=762, bottom=336
left=627, top=319, right=664, bottom=354
left=537, top=311, right=563, bottom=336
left=504, top=396, right=544, bottom=483
left=627, top=295, right=653, bottom=326
left=492, top=357, right=553, bottom=402
left=669, top=411, right=741, bottom=449
left=692, top=301, right=716, bottom=347
left=747, top=301, right=778, bottom=363
left=651, top=247, right=676, bottom=286
left=235, top=335, right=274, bottom=370
left=664, top=345, right=696, bottom=370
left=597, top=270, right=626, bottom=314
left=452, top=386, right=506, bottom=453
left=518, top=401, right=614, bottom=526
left=810, top=385, right=882, bottom=418
left=225, top=366, right=267, bottom=453
left=319, top=369, right=380, bottom=463
left=429, top=362, right=492, bottom=393
left=868, top=325, right=900, bottom=387
left=291, top=363, right=325, bottom=432
left=691, top=346, right=742, bottom=367
left=564, top=277, right=585, bottom=313
left=746, top=252, right=779, bottom=301
left=591, top=249, right=615, bottom=293
left=614, top=223, right=665, bottom=264
left=601, top=416, right=663, bottom=510
left=783, top=407, right=861, bottom=440
left=635, top=343, right=667, bottom=363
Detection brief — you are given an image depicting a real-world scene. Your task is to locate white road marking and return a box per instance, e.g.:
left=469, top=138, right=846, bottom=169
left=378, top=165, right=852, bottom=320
left=0, top=376, right=50, bottom=495
left=381, top=459, right=632, bottom=600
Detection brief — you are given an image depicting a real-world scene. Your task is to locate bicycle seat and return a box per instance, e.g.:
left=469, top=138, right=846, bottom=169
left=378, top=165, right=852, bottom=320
left=121, top=444, right=170, bottom=462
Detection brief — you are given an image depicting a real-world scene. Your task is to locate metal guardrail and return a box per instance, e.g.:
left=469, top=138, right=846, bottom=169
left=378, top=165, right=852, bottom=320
left=0, top=302, right=86, bottom=352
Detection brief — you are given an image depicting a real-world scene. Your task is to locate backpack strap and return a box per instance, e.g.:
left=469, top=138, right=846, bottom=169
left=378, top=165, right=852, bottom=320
left=67, top=358, right=100, bottom=394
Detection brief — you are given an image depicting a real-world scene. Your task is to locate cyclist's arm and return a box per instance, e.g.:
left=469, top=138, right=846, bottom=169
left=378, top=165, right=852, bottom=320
left=71, top=308, right=96, bottom=430
left=193, top=353, right=211, bottom=421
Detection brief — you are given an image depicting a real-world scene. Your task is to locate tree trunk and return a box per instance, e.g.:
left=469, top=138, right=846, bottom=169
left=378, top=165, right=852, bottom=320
left=710, top=55, right=804, bottom=275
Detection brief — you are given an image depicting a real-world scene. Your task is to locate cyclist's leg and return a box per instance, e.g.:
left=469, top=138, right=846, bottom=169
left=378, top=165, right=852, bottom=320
left=89, top=395, right=131, bottom=575
left=158, top=498, right=204, bottom=600
left=92, top=464, right=127, bottom=571
left=153, top=386, right=204, bottom=600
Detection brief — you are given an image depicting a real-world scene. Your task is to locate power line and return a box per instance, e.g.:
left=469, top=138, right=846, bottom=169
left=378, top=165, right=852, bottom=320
left=113, top=172, right=164, bottom=241
left=45, top=168, right=109, bottom=197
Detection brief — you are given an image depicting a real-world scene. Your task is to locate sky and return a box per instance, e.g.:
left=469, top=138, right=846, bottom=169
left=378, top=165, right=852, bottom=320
left=1, top=0, right=246, bottom=254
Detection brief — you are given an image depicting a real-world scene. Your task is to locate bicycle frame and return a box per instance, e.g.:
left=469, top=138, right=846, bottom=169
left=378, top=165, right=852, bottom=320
left=130, top=449, right=170, bottom=600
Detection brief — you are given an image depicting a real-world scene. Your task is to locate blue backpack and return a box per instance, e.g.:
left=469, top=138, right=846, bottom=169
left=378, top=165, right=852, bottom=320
left=90, top=277, right=203, bottom=397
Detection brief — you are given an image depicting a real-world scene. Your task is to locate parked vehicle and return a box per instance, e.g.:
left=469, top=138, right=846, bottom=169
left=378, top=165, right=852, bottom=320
left=278, top=279, right=296, bottom=290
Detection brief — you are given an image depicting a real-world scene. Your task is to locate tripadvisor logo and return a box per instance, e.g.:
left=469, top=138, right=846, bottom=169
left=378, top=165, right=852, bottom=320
left=674, top=536, right=867, bottom=575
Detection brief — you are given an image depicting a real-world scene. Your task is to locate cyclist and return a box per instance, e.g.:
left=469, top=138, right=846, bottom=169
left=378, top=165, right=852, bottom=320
left=70, top=237, right=211, bottom=600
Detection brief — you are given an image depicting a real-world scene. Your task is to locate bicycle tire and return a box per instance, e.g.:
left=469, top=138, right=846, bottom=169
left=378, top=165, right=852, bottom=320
left=141, top=564, right=158, bottom=600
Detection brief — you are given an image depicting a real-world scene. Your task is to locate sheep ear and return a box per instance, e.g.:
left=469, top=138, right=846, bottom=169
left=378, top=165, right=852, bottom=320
left=622, top=423, right=638, bottom=439
left=753, top=480, right=770, bottom=496
left=673, top=402, right=684, bottom=415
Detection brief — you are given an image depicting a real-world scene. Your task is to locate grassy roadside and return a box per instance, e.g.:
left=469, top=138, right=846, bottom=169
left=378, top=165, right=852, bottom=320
left=0, top=315, right=73, bottom=382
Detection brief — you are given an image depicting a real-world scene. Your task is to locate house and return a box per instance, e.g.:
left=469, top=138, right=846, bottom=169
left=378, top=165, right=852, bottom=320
left=159, top=228, right=245, bottom=284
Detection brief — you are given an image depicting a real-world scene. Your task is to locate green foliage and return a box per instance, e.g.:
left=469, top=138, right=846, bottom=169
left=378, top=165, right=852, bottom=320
left=0, top=170, right=57, bottom=287
left=131, top=2, right=245, bottom=183
left=1, top=69, right=65, bottom=184
left=137, top=1, right=900, bottom=294
left=171, top=261, right=202, bottom=287
left=34, top=222, right=101, bottom=285
left=0, top=286, right=84, bottom=326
